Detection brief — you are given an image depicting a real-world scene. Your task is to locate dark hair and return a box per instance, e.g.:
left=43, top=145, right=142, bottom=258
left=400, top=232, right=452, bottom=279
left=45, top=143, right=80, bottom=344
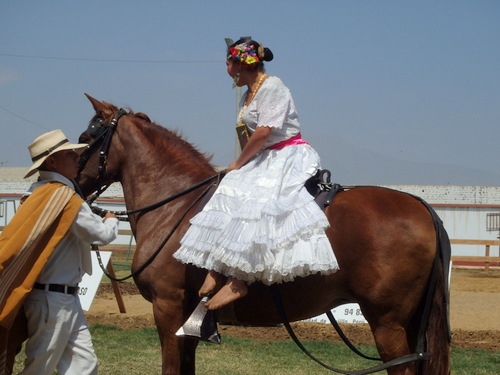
left=227, top=38, right=273, bottom=70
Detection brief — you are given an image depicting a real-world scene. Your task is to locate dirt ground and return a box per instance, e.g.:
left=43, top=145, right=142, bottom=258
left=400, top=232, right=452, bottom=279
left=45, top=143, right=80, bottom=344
left=85, top=269, right=500, bottom=351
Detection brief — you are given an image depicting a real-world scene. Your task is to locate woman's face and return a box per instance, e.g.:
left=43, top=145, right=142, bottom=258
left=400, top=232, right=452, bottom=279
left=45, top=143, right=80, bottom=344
left=226, top=59, right=239, bottom=78
left=226, top=59, right=246, bottom=87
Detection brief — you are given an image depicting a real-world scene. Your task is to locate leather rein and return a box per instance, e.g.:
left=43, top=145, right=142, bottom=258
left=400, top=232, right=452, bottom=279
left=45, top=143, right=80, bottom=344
left=77, top=109, right=437, bottom=373
left=270, top=191, right=451, bottom=374
left=76, top=109, right=219, bottom=281
left=78, top=108, right=219, bottom=219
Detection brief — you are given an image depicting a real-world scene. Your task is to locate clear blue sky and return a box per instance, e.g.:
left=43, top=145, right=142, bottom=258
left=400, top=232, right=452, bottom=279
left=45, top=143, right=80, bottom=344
left=1, top=1, right=499, bottom=186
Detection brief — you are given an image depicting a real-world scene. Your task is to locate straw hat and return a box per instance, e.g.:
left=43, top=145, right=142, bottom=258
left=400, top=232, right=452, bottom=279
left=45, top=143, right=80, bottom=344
left=25, top=129, right=88, bottom=178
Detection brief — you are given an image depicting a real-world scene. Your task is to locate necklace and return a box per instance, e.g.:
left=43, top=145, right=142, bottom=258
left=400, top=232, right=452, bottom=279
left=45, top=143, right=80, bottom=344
left=246, top=74, right=267, bottom=105
left=236, top=74, right=267, bottom=149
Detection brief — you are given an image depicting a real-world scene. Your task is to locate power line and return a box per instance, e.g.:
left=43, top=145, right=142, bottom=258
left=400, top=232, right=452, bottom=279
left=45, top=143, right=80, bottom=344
left=0, top=53, right=221, bottom=64
left=0, top=105, right=50, bottom=130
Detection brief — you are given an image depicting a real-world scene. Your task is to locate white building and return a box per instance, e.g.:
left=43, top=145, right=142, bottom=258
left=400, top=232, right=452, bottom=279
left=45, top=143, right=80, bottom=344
left=1, top=167, right=499, bottom=258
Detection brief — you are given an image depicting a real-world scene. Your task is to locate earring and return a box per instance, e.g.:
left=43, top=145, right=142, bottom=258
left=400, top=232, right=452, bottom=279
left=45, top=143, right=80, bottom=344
left=232, top=73, right=240, bottom=88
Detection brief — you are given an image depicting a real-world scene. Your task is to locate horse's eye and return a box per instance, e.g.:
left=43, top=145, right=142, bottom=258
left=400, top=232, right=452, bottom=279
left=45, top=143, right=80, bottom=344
left=86, top=117, right=104, bottom=138
left=79, top=133, right=91, bottom=143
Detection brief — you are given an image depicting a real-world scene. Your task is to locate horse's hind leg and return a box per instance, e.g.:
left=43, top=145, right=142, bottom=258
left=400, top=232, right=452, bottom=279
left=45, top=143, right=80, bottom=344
left=369, top=315, right=417, bottom=375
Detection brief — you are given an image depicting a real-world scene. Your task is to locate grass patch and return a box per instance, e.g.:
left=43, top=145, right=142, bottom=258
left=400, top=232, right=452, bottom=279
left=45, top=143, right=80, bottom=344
left=450, top=347, right=500, bottom=375
left=13, top=324, right=499, bottom=374
left=196, top=336, right=380, bottom=374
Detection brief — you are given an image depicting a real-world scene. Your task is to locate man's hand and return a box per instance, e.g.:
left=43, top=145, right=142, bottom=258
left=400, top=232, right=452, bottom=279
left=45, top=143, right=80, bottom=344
left=103, top=212, right=117, bottom=222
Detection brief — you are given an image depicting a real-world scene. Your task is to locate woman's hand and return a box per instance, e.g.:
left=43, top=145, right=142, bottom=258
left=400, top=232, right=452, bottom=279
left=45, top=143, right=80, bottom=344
left=225, top=161, right=239, bottom=173
left=228, top=126, right=272, bottom=171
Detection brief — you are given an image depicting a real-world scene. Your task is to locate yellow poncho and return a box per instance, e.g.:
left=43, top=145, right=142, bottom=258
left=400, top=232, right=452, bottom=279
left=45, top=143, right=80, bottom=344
left=0, top=182, right=82, bottom=329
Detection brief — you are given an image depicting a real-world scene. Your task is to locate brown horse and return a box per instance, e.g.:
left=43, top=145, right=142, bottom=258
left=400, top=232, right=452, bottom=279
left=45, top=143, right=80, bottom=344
left=76, top=94, right=451, bottom=375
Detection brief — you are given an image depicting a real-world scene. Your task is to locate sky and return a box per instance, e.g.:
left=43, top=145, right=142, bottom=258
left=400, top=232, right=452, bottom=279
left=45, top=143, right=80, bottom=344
left=0, top=1, right=499, bottom=186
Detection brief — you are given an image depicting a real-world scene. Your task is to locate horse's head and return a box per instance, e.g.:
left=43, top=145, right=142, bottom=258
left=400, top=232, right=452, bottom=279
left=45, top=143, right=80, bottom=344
left=77, top=93, right=216, bottom=200
left=76, top=94, right=126, bottom=197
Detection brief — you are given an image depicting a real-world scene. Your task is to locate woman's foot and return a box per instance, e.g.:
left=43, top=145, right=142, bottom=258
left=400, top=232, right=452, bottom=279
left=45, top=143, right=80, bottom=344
left=199, top=270, right=222, bottom=297
left=204, top=278, right=248, bottom=310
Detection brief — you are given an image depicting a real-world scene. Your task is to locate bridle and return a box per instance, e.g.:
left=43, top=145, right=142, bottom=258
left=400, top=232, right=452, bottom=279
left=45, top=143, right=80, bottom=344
left=77, top=109, right=442, bottom=372
left=78, top=108, right=128, bottom=182
left=76, top=108, right=219, bottom=281
left=77, top=108, right=220, bottom=217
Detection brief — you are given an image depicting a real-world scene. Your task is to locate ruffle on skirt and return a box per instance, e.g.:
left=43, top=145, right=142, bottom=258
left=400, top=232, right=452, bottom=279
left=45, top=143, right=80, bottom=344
left=173, top=144, right=339, bottom=285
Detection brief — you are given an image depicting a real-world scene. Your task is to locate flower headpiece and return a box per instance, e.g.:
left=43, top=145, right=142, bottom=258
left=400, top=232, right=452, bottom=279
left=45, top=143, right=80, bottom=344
left=228, top=42, right=263, bottom=66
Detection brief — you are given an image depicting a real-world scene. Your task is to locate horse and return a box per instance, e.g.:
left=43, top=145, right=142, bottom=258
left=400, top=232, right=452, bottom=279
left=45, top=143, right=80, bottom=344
left=76, top=94, right=451, bottom=375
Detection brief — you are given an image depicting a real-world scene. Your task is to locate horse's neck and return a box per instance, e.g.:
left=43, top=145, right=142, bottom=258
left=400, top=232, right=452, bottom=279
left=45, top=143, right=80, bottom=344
left=116, top=125, right=215, bottom=225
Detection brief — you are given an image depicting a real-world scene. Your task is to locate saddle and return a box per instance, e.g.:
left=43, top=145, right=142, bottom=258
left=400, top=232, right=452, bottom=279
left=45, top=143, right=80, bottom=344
left=305, top=169, right=343, bottom=210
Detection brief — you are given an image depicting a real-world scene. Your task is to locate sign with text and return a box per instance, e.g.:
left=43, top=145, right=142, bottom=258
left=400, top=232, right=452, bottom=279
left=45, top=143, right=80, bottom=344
left=78, top=251, right=112, bottom=311
left=304, top=303, right=368, bottom=324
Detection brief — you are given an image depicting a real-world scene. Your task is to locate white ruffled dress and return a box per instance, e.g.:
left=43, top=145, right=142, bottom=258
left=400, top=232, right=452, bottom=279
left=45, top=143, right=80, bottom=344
left=173, top=76, right=339, bottom=285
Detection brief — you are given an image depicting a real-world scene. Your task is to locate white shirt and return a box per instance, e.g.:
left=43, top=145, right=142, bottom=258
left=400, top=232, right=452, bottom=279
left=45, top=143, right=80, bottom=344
left=240, top=76, right=301, bottom=147
left=25, top=171, right=119, bottom=286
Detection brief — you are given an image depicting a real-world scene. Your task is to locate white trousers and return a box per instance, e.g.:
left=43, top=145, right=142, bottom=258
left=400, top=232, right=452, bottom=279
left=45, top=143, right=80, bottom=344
left=20, top=289, right=97, bottom=375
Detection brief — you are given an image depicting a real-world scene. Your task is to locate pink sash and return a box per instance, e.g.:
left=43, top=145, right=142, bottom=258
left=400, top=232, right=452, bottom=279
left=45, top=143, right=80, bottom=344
left=267, top=133, right=309, bottom=150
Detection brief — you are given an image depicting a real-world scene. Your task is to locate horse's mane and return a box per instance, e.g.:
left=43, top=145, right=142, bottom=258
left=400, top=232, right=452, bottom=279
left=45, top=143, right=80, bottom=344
left=127, top=108, right=214, bottom=170
left=95, top=101, right=215, bottom=173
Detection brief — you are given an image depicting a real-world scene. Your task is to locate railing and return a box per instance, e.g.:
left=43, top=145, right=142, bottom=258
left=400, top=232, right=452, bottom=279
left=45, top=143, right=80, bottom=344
left=450, top=239, right=500, bottom=271
left=4, top=227, right=500, bottom=272
left=0, top=226, right=137, bottom=254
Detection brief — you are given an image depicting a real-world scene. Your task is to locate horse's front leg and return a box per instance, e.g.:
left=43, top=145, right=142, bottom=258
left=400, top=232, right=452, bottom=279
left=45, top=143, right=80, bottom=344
left=152, top=297, right=197, bottom=375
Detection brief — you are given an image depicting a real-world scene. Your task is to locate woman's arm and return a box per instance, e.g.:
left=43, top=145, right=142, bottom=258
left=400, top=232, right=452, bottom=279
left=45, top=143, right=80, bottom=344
left=227, top=126, right=272, bottom=171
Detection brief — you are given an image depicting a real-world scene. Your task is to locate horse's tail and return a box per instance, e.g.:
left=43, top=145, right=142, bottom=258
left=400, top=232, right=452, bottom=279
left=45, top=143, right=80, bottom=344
left=419, top=209, right=452, bottom=375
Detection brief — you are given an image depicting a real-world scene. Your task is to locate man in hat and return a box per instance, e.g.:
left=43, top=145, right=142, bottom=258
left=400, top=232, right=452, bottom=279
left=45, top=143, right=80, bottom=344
left=0, top=129, right=118, bottom=375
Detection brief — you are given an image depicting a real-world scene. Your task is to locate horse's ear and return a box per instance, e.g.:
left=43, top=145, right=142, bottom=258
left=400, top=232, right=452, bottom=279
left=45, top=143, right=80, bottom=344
left=84, top=93, right=111, bottom=118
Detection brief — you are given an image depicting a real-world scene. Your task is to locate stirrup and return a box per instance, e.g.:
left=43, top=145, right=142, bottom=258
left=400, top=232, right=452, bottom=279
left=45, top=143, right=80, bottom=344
left=175, top=296, right=221, bottom=344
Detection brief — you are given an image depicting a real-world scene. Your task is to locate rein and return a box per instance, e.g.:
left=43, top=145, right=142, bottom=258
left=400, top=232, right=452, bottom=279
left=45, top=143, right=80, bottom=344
left=270, top=282, right=428, bottom=374
left=268, top=187, right=452, bottom=374
left=77, top=107, right=222, bottom=281
left=93, top=179, right=217, bottom=282
left=88, top=174, right=220, bottom=219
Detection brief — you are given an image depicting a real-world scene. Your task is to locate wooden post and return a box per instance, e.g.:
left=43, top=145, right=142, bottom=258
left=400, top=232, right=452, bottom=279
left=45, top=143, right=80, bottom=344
left=485, top=245, right=490, bottom=272
left=106, top=262, right=127, bottom=313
